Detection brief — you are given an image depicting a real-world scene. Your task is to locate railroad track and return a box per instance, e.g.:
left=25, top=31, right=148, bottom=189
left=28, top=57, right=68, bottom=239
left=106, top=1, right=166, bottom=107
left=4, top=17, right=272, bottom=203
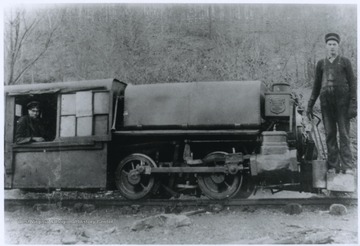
left=5, top=197, right=357, bottom=210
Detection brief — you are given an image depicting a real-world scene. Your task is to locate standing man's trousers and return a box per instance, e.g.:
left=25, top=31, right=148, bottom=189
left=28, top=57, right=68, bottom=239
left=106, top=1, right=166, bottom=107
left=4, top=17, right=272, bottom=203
left=320, top=85, right=353, bottom=170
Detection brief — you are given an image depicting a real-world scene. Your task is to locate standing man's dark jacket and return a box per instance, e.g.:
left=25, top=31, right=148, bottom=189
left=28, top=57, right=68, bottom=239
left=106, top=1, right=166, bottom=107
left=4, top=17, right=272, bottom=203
left=15, top=115, right=47, bottom=144
left=308, top=56, right=356, bottom=115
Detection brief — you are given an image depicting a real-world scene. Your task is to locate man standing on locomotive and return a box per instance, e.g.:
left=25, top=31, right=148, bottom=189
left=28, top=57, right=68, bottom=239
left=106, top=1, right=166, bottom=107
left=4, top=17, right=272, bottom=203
left=15, top=101, right=47, bottom=144
left=307, top=33, right=356, bottom=174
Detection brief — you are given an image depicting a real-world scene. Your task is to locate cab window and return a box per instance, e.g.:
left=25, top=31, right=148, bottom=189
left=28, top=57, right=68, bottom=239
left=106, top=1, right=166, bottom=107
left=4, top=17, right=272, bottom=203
left=14, top=93, right=57, bottom=142
left=60, top=91, right=110, bottom=138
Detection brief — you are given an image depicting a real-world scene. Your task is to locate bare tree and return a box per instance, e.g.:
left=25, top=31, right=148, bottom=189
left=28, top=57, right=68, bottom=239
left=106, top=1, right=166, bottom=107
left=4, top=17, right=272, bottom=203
left=4, top=8, right=60, bottom=85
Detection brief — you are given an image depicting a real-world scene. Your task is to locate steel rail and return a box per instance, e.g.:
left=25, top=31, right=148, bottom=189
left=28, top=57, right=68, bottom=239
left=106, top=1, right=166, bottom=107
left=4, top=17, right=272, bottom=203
left=4, top=197, right=357, bottom=210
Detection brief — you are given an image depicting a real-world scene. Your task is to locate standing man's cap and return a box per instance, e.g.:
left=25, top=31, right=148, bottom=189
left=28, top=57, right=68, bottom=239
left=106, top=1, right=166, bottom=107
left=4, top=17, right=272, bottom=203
left=27, top=101, right=40, bottom=109
left=325, top=33, right=340, bottom=44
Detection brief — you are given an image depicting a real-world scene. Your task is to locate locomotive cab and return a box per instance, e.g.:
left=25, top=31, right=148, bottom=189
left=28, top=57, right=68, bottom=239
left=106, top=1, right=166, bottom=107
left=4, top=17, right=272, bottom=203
left=4, top=79, right=126, bottom=190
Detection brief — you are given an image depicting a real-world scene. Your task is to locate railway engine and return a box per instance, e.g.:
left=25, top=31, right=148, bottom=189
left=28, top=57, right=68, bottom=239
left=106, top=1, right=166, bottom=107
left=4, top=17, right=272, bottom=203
left=112, top=80, right=308, bottom=200
left=4, top=79, right=335, bottom=200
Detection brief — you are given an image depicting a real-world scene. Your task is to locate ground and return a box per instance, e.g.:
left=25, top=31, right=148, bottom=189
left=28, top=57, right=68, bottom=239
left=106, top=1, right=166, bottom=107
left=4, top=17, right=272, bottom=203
left=3, top=190, right=358, bottom=245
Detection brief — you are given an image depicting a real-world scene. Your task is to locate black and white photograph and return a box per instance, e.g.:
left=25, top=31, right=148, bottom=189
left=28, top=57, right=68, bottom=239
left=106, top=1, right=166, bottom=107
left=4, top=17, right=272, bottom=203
left=2, top=0, right=358, bottom=244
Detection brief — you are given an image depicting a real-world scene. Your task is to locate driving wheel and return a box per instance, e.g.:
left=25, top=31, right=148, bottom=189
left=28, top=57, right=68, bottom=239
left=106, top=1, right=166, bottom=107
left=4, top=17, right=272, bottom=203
left=115, top=153, right=157, bottom=200
left=233, top=174, right=255, bottom=198
left=197, top=151, right=242, bottom=200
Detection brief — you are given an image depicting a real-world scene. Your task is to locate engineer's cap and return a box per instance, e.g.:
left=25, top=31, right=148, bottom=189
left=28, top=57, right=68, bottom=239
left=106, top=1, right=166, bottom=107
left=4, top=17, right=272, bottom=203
left=27, top=101, right=40, bottom=109
left=325, top=33, right=340, bottom=44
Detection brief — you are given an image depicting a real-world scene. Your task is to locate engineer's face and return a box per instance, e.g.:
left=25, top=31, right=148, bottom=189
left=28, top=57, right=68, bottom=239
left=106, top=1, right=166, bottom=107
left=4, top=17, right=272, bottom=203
left=28, top=107, right=40, bottom=119
left=326, top=40, right=339, bottom=57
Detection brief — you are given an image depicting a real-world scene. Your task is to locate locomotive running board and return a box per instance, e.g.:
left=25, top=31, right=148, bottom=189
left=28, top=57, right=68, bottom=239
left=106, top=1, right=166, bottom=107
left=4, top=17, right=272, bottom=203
left=114, top=129, right=259, bottom=136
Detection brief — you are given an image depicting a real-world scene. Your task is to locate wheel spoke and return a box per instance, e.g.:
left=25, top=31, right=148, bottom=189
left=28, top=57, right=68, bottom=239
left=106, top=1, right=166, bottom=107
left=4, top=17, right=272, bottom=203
left=216, top=184, right=221, bottom=193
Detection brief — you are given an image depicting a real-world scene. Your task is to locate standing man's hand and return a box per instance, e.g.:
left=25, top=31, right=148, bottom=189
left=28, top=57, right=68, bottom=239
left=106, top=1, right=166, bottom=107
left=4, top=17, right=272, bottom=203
left=307, top=99, right=316, bottom=121
left=306, top=107, right=313, bottom=120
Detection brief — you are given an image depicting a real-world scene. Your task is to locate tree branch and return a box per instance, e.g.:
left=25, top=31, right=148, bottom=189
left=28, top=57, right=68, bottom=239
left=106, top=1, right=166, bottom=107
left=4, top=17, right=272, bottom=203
left=13, top=18, right=39, bottom=64
left=12, top=26, right=58, bottom=84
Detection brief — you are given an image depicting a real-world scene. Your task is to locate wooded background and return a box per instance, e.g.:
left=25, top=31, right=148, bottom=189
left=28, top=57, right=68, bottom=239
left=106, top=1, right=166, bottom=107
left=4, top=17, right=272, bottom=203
left=4, top=4, right=357, bottom=89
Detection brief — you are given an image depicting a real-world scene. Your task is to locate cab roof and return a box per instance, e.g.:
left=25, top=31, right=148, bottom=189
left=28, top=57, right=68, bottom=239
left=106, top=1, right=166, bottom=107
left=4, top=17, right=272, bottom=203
left=4, top=78, right=126, bottom=95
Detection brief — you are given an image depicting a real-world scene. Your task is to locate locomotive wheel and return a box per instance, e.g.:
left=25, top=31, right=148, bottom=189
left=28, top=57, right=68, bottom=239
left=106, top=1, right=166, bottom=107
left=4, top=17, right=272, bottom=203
left=115, top=153, right=158, bottom=200
left=233, top=175, right=255, bottom=198
left=197, top=152, right=242, bottom=200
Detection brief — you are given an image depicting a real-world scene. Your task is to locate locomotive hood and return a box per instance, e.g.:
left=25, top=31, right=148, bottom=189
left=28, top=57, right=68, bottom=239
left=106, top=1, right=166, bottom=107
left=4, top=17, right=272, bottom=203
left=123, top=81, right=266, bottom=130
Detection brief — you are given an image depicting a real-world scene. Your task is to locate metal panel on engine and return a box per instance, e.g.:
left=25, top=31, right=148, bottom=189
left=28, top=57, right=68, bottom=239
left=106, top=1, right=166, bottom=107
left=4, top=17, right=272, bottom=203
left=123, top=81, right=266, bottom=129
left=265, top=92, right=291, bottom=117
